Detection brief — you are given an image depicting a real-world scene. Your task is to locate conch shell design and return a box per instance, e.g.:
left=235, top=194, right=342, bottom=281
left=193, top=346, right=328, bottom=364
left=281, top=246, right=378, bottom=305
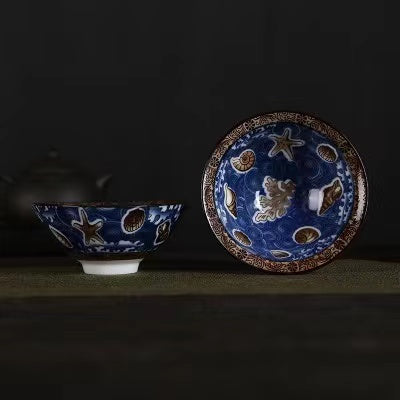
left=293, top=226, right=321, bottom=244
left=317, top=144, right=338, bottom=163
left=231, top=149, right=255, bottom=173
left=154, top=219, right=171, bottom=245
left=270, top=250, right=291, bottom=259
left=122, top=207, right=146, bottom=233
left=319, top=177, right=343, bottom=215
left=253, top=177, right=295, bottom=223
left=224, top=183, right=237, bottom=218
left=49, top=225, right=73, bottom=248
left=232, top=229, right=251, bottom=246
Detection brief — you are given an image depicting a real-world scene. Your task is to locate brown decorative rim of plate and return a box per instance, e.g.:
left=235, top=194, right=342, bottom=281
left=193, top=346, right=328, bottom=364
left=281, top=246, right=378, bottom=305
left=201, top=111, right=368, bottom=273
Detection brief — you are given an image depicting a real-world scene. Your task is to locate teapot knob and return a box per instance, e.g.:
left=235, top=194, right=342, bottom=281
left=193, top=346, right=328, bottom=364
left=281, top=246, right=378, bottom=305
left=96, top=174, right=112, bottom=192
left=48, top=148, right=59, bottom=159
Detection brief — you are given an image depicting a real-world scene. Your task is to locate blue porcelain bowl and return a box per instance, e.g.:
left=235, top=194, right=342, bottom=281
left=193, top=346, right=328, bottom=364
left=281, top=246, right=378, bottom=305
left=33, top=201, right=184, bottom=275
left=202, top=112, right=367, bottom=273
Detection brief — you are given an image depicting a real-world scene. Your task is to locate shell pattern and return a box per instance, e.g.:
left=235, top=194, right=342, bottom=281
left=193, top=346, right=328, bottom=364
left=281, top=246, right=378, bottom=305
left=122, top=207, right=146, bottom=233
left=34, top=204, right=183, bottom=257
left=49, top=225, right=73, bottom=248
left=233, top=229, right=251, bottom=246
left=231, top=149, right=255, bottom=172
left=154, top=219, right=171, bottom=245
left=224, top=183, right=237, bottom=218
left=317, top=144, right=338, bottom=163
left=293, top=226, right=321, bottom=244
left=319, top=177, right=343, bottom=215
left=270, top=250, right=291, bottom=259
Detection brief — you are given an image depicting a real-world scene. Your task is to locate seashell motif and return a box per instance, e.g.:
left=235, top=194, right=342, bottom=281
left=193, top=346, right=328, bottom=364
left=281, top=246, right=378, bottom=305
left=319, top=177, right=343, bottom=215
left=317, top=144, right=338, bottom=163
left=293, top=226, right=321, bottom=244
left=122, top=207, right=146, bottom=233
left=233, top=229, right=251, bottom=246
left=270, top=250, right=291, bottom=259
left=224, top=183, right=237, bottom=218
left=49, top=225, right=73, bottom=248
left=154, top=219, right=171, bottom=245
left=231, top=149, right=255, bottom=172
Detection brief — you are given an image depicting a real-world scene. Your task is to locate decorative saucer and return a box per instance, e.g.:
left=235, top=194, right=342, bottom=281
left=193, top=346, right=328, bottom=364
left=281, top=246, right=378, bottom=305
left=33, top=201, right=184, bottom=275
left=202, top=112, right=367, bottom=273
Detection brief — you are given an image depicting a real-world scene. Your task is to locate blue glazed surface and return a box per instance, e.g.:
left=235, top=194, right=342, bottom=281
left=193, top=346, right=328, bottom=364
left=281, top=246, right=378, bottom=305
left=214, top=122, right=354, bottom=261
left=33, top=203, right=183, bottom=258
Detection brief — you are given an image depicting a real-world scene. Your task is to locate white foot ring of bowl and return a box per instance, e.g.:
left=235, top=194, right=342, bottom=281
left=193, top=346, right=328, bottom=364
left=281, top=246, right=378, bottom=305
left=78, top=259, right=143, bottom=275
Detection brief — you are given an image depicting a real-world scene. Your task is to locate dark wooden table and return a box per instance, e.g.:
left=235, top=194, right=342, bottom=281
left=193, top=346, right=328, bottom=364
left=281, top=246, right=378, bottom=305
left=1, top=257, right=400, bottom=399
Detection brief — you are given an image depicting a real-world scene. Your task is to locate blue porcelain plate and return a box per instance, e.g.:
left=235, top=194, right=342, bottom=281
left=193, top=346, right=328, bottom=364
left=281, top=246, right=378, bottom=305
left=202, top=112, right=368, bottom=273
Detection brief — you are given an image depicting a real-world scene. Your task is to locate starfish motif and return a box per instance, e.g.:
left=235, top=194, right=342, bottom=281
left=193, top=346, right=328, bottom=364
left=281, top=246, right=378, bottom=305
left=71, top=208, right=104, bottom=246
left=268, top=128, right=305, bottom=162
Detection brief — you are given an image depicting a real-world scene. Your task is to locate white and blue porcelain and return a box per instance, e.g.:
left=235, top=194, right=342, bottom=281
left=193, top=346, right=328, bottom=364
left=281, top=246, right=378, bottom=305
left=202, top=112, right=368, bottom=273
left=33, top=202, right=184, bottom=275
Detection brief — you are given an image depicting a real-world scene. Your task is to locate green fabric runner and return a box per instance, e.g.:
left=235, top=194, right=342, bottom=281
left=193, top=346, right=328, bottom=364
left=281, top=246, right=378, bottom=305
left=0, top=258, right=399, bottom=298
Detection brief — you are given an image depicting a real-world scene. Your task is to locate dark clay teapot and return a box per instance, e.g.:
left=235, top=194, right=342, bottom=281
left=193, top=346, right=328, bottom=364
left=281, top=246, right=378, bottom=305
left=1, top=149, right=112, bottom=226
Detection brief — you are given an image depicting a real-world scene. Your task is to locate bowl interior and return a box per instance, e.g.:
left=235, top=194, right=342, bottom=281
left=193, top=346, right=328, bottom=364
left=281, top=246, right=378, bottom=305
left=213, top=121, right=354, bottom=262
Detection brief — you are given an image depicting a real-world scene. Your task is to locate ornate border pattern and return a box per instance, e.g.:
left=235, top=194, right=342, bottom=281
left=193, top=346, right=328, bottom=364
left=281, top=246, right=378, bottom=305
left=201, top=112, right=368, bottom=273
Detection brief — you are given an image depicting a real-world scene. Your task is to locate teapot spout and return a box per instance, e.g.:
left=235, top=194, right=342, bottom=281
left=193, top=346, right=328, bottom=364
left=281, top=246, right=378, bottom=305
left=96, top=174, right=112, bottom=192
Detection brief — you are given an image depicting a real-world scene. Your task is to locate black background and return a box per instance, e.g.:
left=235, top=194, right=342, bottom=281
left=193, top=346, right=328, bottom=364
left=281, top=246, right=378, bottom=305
left=0, top=2, right=399, bottom=395
left=0, top=0, right=396, bottom=259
